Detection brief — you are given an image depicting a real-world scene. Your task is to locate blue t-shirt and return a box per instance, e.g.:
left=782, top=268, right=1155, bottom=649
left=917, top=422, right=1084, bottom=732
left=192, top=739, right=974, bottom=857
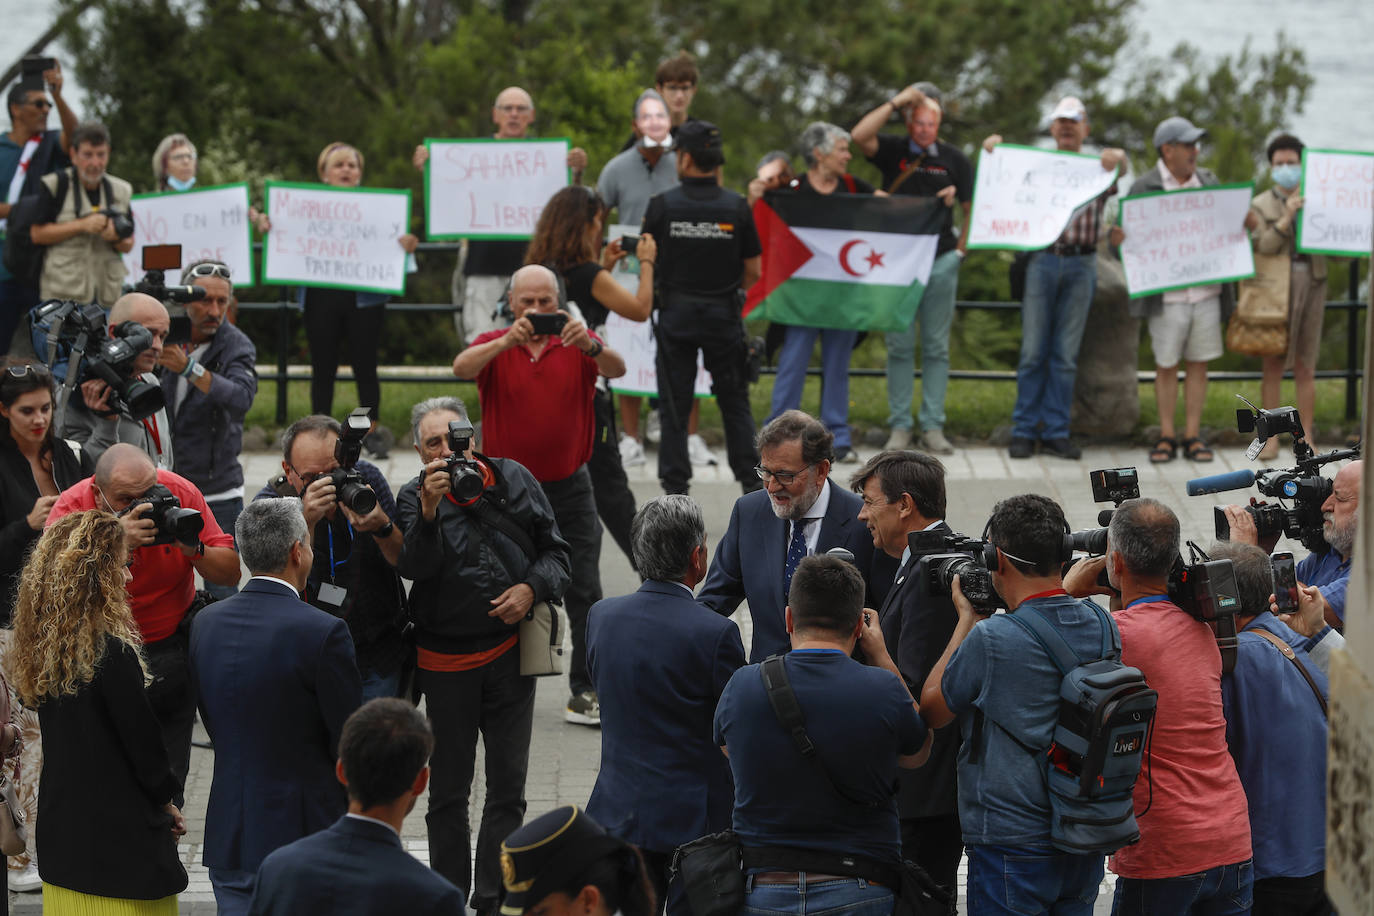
left=1221, top=612, right=1327, bottom=880
left=713, top=649, right=925, bottom=864
left=941, top=594, right=1114, bottom=846
left=1297, top=549, right=1349, bottom=622
left=0, top=135, right=22, bottom=284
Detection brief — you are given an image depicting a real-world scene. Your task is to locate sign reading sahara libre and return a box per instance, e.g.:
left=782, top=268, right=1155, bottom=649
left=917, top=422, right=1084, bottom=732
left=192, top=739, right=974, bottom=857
left=424, top=138, right=570, bottom=240
left=1118, top=183, right=1256, bottom=299
left=1297, top=148, right=1374, bottom=258
left=122, top=183, right=256, bottom=286
left=966, top=144, right=1120, bottom=250
left=262, top=182, right=411, bottom=296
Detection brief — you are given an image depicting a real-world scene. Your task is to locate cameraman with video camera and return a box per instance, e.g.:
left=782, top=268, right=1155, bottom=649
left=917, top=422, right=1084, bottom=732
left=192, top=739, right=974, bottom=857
left=46, top=442, right=240, bottom=801
left=255, top=412, right=407, bottom=702
left=396, top=395, right=570, bottom=912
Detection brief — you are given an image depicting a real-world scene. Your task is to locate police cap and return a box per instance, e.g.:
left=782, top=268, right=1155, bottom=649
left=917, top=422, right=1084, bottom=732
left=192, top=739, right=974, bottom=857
left=677, top=119, right=726, bottom=163
left=499, top=806, right=629, bottom=915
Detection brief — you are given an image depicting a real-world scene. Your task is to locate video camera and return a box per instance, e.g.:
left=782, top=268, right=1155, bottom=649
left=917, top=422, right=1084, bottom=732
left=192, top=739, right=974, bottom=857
left=328, top=408, right=379, bottom=515
left=1167, top=541, right=1241, bottom=670
left=444, top=420, right=485, bottom=502
left=1067, top=467, right=1142, bottom=557
left=31, top=299, right=165, bottom=422
left=132, top=244, right=206, bottom=305
left=909, top=529, right=1003, bottom=614
left=121, top=483, right=204, bottom=547
left=1186, top=397, right=1360, bottom=552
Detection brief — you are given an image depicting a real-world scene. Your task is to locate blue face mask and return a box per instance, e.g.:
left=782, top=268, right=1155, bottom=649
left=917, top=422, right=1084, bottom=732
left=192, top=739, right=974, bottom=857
left=167, top=175, right=197, bottom=192
left=1271, top=163, right=1301, bottom=190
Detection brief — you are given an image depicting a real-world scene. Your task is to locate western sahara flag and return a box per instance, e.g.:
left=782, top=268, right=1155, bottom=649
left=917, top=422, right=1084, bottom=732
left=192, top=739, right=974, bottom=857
left=744, top=191, right=946, bottom=332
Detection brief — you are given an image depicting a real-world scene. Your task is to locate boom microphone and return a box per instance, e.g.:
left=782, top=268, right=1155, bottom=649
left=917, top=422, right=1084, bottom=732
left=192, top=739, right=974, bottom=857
left=1185, top=469, right=1256, bottom=497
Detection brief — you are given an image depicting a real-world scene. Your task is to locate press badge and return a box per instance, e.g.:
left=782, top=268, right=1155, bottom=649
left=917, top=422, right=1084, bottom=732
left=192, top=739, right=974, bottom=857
left=317, top=583, right=348, bottom=607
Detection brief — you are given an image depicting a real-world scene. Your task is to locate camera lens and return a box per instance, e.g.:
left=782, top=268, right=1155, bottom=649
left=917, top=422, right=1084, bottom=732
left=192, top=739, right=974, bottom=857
left=330, top=469, right=378, bottom=515
left=1070, top=527, right=1109, bottom=556
left=449, top=464, right=484, bottom=502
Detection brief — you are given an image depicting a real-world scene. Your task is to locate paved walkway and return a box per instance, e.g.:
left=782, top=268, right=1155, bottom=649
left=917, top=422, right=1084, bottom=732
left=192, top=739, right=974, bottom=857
left=9, top=440, right=1293, bottom=914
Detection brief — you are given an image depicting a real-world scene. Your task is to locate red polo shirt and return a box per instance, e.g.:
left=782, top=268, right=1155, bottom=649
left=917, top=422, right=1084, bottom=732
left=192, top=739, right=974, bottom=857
left=472, top=328, right=601, bottom=483
left=47, top=470, right=234, bottom=643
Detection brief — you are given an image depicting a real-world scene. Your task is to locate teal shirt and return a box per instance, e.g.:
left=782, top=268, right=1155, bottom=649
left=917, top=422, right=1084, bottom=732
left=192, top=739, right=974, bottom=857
left=0, top=134, right=23, bottom=283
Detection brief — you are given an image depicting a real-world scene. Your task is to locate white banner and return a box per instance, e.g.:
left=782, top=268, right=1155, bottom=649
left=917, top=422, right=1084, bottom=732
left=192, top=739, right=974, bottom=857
left=1298, top=149, right=1374, bottom=258
left=425, top=138, right=569, bottom=240
left=601, top=224, right=711, bottom=398
left=122, top=184, right=255, bottom=285
left=262, top=182, right=411, bottom=296
left=966, top=144, right=1119, bottom=250
left=1119, top=183, right=1256, bottom=298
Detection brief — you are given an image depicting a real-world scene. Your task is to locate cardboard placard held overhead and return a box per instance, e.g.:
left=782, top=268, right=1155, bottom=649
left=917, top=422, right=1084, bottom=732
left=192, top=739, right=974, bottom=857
left=262, top=182, right=411, bottom=296
left=1118, top=184, right=1255, bottom=298
left=424, top=138, right=570, bottom=240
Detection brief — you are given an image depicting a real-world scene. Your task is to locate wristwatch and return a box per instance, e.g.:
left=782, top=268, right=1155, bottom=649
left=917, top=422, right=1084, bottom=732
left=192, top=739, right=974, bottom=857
left=181, top=357, right=206, bottom=382
left=371, top=521, right=395, bottom=538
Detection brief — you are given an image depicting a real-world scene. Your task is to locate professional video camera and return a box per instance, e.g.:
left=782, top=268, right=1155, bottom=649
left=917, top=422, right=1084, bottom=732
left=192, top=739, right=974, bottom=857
left=30, top=299, right=165, bottom=422
left=1167, top=541, right=1241, bottom=671
left=909, top=529, right=1003, bottom=614
left=1186, top=396, right=1360, bottom=552
left=1068, top=467, right=1142, bottom=557
left=122, top=483, right=204, bottom=547
left=132, top=244, right=206, bottom=305
left=444, top=419, right=485, bottom=502
left=329, top=408, right=379, bottom=515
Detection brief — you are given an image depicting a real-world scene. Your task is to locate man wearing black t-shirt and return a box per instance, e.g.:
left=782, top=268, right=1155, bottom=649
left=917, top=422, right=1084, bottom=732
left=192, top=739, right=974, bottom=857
left=852, top=85, right=972, bottom=457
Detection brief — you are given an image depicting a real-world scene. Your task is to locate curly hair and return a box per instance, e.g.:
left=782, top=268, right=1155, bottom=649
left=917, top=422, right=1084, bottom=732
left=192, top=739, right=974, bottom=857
left=8, top=511, right=148, bottom=706
left=525, top=186, right=605, bottom=271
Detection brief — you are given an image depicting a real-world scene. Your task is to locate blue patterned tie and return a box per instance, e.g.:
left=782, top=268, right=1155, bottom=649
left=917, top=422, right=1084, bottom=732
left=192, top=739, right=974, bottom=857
left=782, top=520, right=809, bottom=600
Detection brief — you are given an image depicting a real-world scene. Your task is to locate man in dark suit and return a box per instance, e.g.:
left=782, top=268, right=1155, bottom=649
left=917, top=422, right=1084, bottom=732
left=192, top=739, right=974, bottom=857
left=699, top=410, right=894, bottom=662
left=586, top=496, right=746, bottom=914
left=190, top=497, right=363, bottom=916
left=850, top=449, right=962, bottom=900
left=248, top=698, right=466, bottom=916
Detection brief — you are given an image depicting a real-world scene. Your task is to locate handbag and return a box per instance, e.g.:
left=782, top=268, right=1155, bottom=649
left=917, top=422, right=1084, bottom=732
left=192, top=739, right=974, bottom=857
left=1227, top=253, right=1291, bottom=357
left=518, top=601, right=563, bottom=677
left=671, top=829, right=745, bottom=916
left=0, top=773, right=27, bottom=857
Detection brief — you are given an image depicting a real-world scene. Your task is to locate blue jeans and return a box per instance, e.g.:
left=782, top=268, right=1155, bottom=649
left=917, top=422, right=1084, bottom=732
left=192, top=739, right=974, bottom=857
left=966, top=844, right=1103, bottom=915
left=1011, top=252, right=1097, bottom=440
left=886, top=249, right=961, bottom=432
left=209, top=866, right=256, bottom=916
left=744, top=874, right=893, bottom=916
left=768, top=324, right=859, bottom=448
left=360, top=667, right=402, bottom=703
left=205, top=497, right=244, bottom=600
left=1112, top=859, right=1254, bottom=915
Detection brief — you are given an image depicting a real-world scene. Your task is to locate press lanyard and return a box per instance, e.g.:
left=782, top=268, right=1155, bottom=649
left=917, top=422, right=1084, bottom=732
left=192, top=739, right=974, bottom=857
left=326, top=521, right=354, bottom=583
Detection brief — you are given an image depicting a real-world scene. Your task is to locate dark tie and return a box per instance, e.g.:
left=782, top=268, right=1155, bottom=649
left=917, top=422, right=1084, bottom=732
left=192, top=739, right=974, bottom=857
left=782, top=519, right=809, bottom=600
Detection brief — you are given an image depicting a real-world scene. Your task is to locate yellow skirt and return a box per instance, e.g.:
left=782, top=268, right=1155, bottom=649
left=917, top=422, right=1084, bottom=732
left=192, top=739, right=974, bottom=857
left=40, top=883, right=178, bottom=916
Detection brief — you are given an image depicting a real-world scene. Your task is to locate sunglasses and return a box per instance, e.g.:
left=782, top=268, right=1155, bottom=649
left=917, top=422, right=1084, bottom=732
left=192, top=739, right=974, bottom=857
left=4, top=364, right=49, bottom=380
left=187, top=262, right=231, bottom=280
left=25, top=100, right=52, bottom=111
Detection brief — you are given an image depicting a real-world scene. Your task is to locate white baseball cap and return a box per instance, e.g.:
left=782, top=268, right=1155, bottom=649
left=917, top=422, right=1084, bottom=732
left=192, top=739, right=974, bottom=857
left=1050, top=96, right=1087, bottom=122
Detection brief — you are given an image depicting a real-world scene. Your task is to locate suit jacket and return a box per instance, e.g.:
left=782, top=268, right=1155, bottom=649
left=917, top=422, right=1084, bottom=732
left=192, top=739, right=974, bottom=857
left=586, top=580, right=746, bottom=852
left=698, top=483, right=896, bottom=662
left=190, top=577, right=363, bottom=872
left=248, top=816, right=465, bottom=916
left=875, top=525, right=960, bottom=819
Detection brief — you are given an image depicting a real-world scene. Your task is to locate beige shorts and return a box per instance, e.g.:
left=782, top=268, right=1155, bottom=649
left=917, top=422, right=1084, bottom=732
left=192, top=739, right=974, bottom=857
left=1283, top=261, right=1326, bottom=370
left=1149, top=295, right=1223, bottom=366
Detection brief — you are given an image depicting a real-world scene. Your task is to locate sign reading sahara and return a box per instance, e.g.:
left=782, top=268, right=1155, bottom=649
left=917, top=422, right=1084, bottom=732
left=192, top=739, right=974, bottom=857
left=1297, top=149, right=1374, bottom=258
left=744, top=192, right=944, bottom=332
left=122, top=184, right=256, bottom=286
left=262, top=182, right=411, bottom=296
left=966, top=144, right=1119, bottom=250
left=1118, top=183, right=1255, bottom=299
left=424, top=138, right=570, bottom=240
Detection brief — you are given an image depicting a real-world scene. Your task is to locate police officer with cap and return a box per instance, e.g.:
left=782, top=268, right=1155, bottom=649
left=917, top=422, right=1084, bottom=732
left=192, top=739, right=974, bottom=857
left=499, top=806, right=656, bottom=916
left=641, top=120, right=763, bottom=497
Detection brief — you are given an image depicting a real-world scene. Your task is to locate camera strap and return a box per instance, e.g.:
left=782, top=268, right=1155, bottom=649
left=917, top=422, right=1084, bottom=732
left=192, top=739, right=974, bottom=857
left=1249, top=628, right=1327, bottom=717
left=459, top=495, right=539, bottom=565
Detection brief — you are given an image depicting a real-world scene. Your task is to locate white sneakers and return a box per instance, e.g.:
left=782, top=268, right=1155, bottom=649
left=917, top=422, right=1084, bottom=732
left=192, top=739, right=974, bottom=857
left=619, top=434, right=646, bottom=467
left=688, top=434, right=720, bottom=467
left=10, top=861, right=41, bottom=893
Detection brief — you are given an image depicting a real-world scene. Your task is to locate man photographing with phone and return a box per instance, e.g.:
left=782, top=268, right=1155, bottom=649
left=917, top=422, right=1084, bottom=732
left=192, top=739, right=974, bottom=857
left=453, top=264, right=626, bottom=726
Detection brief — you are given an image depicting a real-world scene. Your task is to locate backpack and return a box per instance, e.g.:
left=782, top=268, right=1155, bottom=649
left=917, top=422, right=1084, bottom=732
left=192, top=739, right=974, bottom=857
left=3, top=168, right=68, bottom=289
left=1007, top=602, right=1158, bottom=855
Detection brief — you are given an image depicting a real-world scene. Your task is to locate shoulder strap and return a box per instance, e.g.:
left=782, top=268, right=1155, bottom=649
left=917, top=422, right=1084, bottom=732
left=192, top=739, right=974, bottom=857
left=1250, top=628, right=1328, bottom=717
left=1007, top=602, right=1112, bottom=675
left=841, top=173, right=857, bottom=193
left=460, top=493, right=539, bottom=563
left=886, top=153, right=926, bottom=195
left=758, top=656, right=883, bottom=809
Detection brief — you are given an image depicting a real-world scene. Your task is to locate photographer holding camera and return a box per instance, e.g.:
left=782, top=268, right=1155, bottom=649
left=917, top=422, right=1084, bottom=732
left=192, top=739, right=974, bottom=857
left=396, top=396, right=570, bottom=913
left=59, top=291, right=173, bottom=467
left=46, top=442, right=240, bottom=801
left=255, top=413, right=407, bottom=702
left=28, top=122, right=133, bottom=307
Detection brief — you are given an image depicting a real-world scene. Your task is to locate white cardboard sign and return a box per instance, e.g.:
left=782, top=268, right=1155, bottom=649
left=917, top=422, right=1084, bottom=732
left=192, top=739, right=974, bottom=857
left=967, top=144, right=1119, bottom=250
left=424, top=138, right=570, bottom=240
left=123, top=184, right=255, bottom=285
left=262, top=182, right=411, bottom=295
left=1118, top=183, right=1256, bottom=298
left=1297, top=149, right=1374, bottom=258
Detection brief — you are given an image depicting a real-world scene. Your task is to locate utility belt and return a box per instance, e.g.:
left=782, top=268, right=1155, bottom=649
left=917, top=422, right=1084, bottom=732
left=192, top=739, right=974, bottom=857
left=659, top=287, right=743, bottom=315
left=743, top=846, right=901, bottom=889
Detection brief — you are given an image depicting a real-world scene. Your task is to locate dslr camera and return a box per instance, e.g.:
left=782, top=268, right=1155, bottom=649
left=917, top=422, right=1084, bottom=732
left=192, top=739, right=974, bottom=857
left=123, top=483, right=204, bottom=547
left=328, top=408, right=379, bottom=515
left=101, top=208, right=135, bottom=241
left=443, top=420, right=485, bottom=502
left=909, top=529, right=1003, bottom=614
left=132, top=244, right=207, bottom=305
left=31, top=299, right=165, bottom=421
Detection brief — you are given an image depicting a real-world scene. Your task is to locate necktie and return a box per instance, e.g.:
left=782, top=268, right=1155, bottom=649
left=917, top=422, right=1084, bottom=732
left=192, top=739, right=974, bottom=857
left=782, top=519, right=809, bottom=600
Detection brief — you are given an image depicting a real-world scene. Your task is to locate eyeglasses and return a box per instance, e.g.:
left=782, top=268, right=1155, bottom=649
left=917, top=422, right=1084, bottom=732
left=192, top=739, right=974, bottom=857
left=660, top=83, right=695, bottom=94
left=754, top=462, right=815, bottom=485
left=496, top=104, right=532, bottom=114
left=24, top=100, right=52, bottom=111
left=167, top=151, right=195, bottom=162
left=187, top=262, right=231, bottom=280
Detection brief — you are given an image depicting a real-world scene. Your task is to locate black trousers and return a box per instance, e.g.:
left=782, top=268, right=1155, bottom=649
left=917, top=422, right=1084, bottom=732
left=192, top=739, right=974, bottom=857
left=540, top=465, right=602, bottom=696
left=1253, top=873, right=1332, bottom=916
left=417, top=648, right=535, bottom=902
left=654, top=305, right=758, bottom=495
left=303, top=297, right=386, bottom=415
left=587, top=387, right=637, bottom=569
left=144, top=633, right=196, bottom=808
left=900, top=812, right=963, bottom=907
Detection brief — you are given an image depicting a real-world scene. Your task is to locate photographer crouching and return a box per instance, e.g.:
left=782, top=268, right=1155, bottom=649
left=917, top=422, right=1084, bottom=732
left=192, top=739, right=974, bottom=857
left=46, top=442, right=240, bottom=803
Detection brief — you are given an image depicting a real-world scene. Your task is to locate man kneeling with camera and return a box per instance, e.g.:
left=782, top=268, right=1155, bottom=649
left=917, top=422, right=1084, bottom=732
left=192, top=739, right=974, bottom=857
left=46, top=442, right=240, bottom=803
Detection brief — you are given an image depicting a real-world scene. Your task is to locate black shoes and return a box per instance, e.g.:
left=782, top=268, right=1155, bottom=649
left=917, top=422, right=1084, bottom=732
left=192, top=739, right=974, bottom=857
left=1040, top=437, right=1082, bottom=460
left=1009, top=437, right=1035, bottom=459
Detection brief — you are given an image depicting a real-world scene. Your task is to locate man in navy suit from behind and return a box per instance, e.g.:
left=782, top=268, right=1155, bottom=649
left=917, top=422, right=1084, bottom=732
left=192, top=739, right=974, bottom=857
left=586, top=496, right=746, bottom=914
left=248, top=698, right=466, bottom=916
left=190, top=497, right=363, bottom=916
left=698, top=410, right=895, bottom=661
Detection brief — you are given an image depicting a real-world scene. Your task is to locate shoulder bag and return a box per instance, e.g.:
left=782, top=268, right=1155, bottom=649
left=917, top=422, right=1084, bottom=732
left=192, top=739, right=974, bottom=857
left=1227, top=253, right=1290, bottom=357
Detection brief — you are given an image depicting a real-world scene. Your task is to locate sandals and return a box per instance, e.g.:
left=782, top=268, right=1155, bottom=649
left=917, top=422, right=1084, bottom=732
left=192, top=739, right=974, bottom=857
left=1182, top=437, right=1215, bottom=462
left=1149, top=437, right=1177, bottom=464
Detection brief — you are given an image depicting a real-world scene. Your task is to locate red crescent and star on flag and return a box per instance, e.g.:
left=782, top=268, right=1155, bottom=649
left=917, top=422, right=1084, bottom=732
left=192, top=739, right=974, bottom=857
left=837, top=239, right=886, bottom=276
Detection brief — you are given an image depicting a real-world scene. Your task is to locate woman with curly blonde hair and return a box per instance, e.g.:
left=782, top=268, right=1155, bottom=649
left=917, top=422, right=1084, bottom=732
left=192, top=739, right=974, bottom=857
left=8, top=511, right=187, bottom=913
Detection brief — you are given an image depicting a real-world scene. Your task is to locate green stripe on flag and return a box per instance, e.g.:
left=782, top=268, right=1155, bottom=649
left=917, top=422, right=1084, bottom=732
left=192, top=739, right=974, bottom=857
left=751, top=276, right=926, bottom=333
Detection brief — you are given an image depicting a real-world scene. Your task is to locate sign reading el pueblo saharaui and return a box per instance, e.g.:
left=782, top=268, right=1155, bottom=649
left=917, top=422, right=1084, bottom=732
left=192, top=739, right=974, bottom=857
left=1118, top=184, right=1255, bottom=298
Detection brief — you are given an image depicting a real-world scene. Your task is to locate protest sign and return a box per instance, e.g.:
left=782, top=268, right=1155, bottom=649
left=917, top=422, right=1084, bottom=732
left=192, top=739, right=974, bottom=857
left=1118, top=183, right=1255, bottom=298
left=123, top=184, right=255, bottom=285
left=967, top=144, right=1119, bottom=250
left=424, top=138, right=570, bottom=240
left=602, top=223, right=710, bottom=398
left=1297, top=149, right=1374, bottom=258
left=262, top=182, right=411, bottom=295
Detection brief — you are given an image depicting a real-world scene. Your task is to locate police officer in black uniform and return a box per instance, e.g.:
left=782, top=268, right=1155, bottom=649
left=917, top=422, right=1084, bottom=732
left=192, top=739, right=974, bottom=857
left=641, top=120, right=763, bottom=496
